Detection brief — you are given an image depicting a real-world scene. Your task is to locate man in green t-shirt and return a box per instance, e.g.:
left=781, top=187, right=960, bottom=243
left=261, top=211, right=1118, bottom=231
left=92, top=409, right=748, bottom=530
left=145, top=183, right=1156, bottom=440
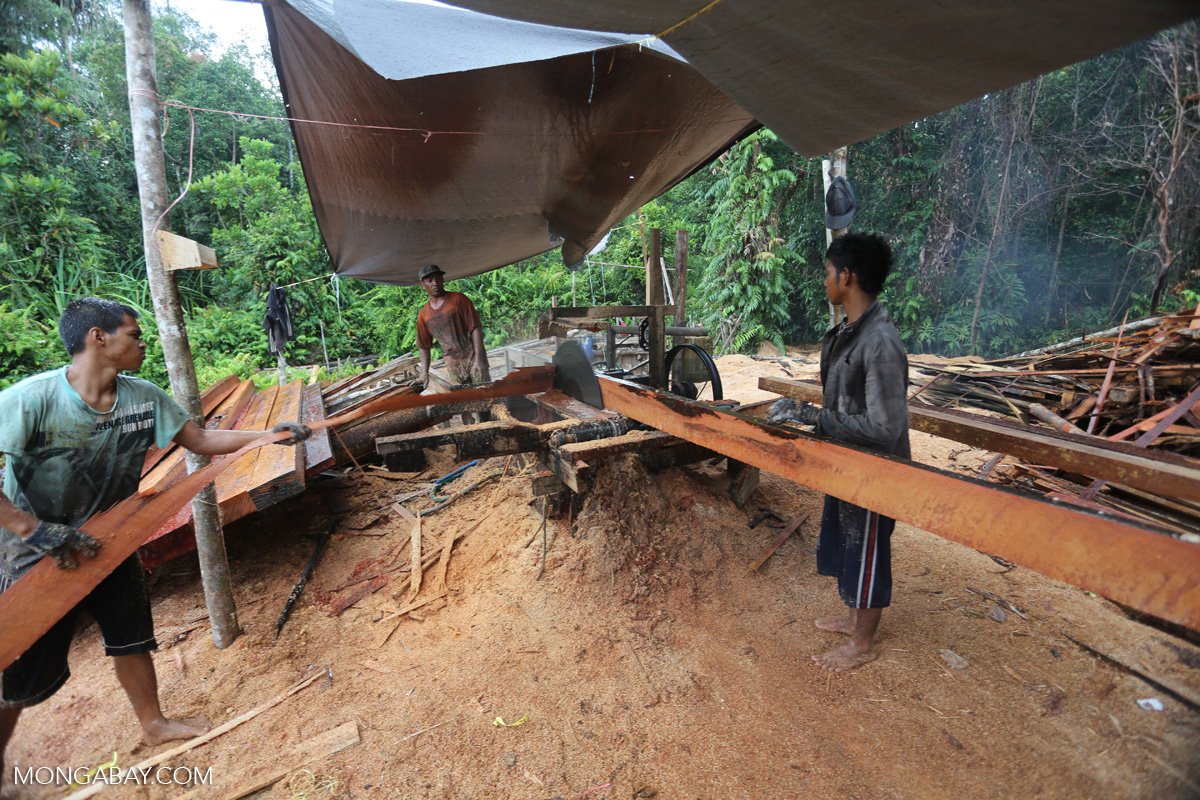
left=0, top=298, right=311, bottom=780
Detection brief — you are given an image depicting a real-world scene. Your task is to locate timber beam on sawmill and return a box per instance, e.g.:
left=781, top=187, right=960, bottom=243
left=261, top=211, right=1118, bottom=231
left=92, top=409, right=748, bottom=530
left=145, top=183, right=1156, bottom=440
left=759, top=376, right=1200, bottom=505
left=601, top=375, right=1200, bottom=632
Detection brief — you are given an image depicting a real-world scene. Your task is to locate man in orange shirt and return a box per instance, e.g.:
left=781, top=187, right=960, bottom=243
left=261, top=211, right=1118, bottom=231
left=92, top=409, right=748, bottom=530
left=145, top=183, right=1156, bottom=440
left=415, top=264, right=490, bottom=389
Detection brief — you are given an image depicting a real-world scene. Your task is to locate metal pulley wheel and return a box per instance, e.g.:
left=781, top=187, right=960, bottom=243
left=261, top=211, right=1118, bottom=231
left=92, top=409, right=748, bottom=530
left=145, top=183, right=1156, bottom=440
left=665, top=343, right=723, bottom=401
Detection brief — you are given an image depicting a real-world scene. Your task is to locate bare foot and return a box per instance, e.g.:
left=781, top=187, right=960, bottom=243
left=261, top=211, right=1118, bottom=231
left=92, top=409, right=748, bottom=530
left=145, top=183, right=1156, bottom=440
left=143, top=716, right=210, bottom=746
left=814, top=616, right=853, bottom=635
left=812, top=639, right=878, bottom=672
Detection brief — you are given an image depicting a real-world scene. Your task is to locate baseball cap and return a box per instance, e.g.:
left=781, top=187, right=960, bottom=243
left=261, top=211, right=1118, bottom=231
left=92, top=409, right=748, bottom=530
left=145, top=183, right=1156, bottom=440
left=825, top=176, right=857, bottom=230
left=418, top=264, right=445, bottom=280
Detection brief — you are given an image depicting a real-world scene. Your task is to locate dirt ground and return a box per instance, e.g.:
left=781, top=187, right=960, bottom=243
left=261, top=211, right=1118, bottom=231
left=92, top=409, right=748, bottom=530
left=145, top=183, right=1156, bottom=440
left=4, top=354, right=1199, bottom=799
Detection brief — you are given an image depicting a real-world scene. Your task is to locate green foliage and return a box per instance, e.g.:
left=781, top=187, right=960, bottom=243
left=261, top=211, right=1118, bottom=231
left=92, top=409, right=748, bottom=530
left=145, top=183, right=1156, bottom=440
left=694, top=130, right=798, bottom=353
left=0, top=301, right=56, bottom=387
left=0, top=50, right=111, bottom=321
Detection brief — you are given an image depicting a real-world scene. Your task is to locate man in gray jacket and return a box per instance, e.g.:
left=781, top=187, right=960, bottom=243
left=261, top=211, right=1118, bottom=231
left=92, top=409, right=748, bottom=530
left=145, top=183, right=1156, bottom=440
left=769, top=233, right=910, bottom=671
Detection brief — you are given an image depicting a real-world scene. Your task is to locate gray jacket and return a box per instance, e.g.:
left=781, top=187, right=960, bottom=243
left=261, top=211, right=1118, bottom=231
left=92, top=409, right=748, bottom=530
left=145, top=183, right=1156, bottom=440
left=816, top=302, right=911, bottom=458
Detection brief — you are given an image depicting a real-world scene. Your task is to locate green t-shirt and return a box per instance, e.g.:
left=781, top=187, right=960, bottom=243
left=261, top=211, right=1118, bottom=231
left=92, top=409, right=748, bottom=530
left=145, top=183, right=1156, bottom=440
left=0, top=367, right=189, bottom=584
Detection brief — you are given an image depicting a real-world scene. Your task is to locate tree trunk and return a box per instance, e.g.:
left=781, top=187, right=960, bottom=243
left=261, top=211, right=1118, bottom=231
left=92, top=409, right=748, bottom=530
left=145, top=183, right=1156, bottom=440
left=123, top=0, right=239, bottom=647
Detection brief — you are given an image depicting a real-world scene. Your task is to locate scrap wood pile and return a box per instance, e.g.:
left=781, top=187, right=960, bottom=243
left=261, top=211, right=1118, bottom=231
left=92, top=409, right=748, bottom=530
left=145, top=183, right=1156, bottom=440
left=311, top=459, right=511, bottom=643
left=321, top=353, right=420, bottom=415
left=907, top=308, right=1200, bottom=537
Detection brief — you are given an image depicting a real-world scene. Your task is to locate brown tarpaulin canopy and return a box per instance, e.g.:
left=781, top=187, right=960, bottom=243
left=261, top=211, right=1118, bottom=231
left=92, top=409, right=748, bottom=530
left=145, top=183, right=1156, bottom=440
left=444, top=0, right=1197, bottom=157
left=266, top=2, right=755, bottom=285
left=266, top=0, right=1195, bottom=284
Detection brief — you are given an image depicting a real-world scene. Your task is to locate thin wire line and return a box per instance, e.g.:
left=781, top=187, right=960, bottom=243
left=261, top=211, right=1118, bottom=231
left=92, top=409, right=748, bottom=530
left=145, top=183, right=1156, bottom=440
left=132, top=90, right=752, bottom=142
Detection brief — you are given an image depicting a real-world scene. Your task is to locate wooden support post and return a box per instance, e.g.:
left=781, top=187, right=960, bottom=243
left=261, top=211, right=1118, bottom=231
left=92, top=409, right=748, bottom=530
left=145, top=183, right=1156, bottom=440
left=759, top=376, right=1200, bottom=505
left=648, top=304, right=666, bottom=390
left=123, top=0, right=237, bottom=647
left=645, top=227, right=663, bottom=306
left=598, top=376, right=1200, bottom=632
left=674, top=229, right=688, bottom=328
left=605, top=323, right=618, bottom=371
left=823, top=148, right=849, bottom=329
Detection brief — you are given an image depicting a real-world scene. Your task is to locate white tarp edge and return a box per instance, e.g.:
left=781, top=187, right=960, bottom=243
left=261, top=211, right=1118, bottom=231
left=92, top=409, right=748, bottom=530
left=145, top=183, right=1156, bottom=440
left=287, top=0, right=684, bottom=81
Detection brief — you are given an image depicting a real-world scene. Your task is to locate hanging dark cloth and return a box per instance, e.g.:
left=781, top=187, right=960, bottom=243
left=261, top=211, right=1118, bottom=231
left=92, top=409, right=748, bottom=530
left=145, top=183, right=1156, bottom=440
left=264, top=283, right=295, bottom=356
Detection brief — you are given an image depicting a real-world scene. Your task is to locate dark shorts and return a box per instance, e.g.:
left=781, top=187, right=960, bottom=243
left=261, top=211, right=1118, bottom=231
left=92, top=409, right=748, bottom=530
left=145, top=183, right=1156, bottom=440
left=817, top=496, right=895, bottom=609
left=1, top=555, right=157, bottom=708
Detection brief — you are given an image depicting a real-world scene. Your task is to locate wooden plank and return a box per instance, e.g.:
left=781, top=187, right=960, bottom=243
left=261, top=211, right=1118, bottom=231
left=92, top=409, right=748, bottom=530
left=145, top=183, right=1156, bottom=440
left=748, top=511, right=810, bottom=572
left=139, top=379, right=256, bottom=497
left=302, top=382, right=335, bottom=477
left=376, top=421, right=543, bottom=459
left=212, top=384, right=277, bottom=504
left=601, top=376, right=1200, bottom=632
left=176, top=721, right=360, bottom=800
left=546, top=450, right=589, bottom=493
left=327, top=366, right=554, bottom=428
left=248, top=380, right=306, bottom=510
left=931, top=364, right=1200, bottom=379
left=532, top=389, right=616, bottom=422
left=759, top=376, right=1200, bottom=505
left=155, top=229, right=218, bottom=271
left=549, top=305, right=670, bottom=319
left=141, top=374, right=240, bottom=476
left=648, top=304, right=666, bottom=389
left=559, top=429, right=675, bottom=463
left=140, top=381, right=273, bottom=565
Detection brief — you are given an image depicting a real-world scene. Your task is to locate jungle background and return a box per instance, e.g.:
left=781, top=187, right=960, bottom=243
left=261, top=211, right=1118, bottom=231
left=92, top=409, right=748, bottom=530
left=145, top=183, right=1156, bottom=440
left=2, top=1, right=1198, bottom=390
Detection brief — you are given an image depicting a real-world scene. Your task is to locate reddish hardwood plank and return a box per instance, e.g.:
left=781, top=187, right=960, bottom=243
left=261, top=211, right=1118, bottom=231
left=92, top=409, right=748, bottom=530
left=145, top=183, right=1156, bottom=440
left=302, top=383, right=335, bottom=477
left=140, top=374, right=240, bottom=476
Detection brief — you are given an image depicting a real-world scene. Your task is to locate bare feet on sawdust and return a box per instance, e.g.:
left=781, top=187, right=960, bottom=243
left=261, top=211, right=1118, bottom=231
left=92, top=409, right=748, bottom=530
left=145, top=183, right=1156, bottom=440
left=143, top=716, right=210, bottom=746
left=812, top=639, right=878, bottom=672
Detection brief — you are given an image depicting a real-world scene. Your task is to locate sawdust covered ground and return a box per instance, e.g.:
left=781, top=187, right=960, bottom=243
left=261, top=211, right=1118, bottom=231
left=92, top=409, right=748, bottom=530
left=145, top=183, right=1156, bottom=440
left=5, top=354, right=1199, bottom=799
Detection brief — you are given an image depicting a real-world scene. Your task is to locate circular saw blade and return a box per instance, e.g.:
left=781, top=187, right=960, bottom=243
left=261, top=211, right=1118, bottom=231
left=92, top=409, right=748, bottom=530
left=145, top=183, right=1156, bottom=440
left=553, top=339, right=603, bottom=409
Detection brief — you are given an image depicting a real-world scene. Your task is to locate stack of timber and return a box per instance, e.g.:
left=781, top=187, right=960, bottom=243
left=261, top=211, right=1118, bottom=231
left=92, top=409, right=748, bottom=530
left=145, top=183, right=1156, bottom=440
left=760, top=308, right=1200, bottom=540
left=908, top=308, right=1200, bottom=456
left=897, top=309, right=1200, bottom=537
left=137, top=376, right=334, bottom=568
left=322, top=353, right=421, bottom=415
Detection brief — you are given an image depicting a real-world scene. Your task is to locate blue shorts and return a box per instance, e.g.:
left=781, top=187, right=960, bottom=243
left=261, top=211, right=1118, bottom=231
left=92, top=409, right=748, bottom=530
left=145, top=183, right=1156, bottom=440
left=1, top=555, right=157, bottom=708
left=817, top=496, right=894, bottom=609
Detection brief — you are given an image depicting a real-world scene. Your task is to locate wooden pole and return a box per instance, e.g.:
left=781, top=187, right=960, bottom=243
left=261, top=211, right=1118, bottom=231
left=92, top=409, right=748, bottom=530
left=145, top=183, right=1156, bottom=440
left=123, top=0, right=239, bottom=647
left=822, top=148, right=848, bottom=328
left=674, top=229, right=688, bottom=328
left=645, top=227, right=663, bottom=306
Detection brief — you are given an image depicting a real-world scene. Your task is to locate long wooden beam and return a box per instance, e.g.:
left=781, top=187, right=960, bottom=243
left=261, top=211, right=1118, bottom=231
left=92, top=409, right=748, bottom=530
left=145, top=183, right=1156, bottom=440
left=759, top=376, right=1200, bottom=505
left=601, top=376, right=1200, bottom=631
